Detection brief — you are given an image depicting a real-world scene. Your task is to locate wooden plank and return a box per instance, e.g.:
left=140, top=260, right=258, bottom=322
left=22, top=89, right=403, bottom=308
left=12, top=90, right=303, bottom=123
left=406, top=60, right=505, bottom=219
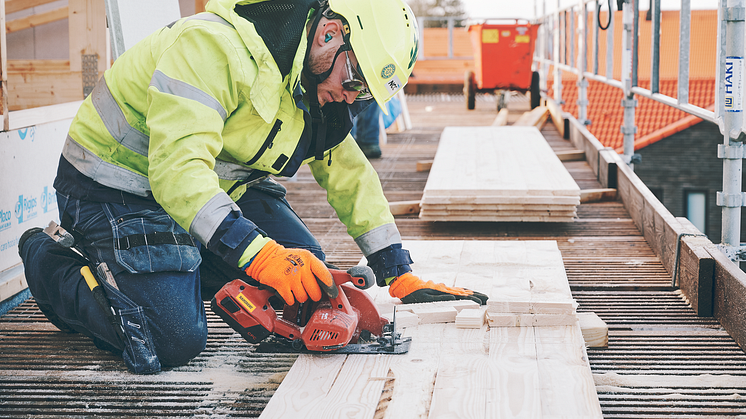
left=487, top=313, right=578, bottom=327
left=492, top=108, right=509, bottom=126
left=579, top=188, right=617, bottom=203
left=7, top=71, right=84, bottom=110
left=544, top=97, right=566, bottom=138
left=421, top=203, right=578, bottom=211
left=8, top=59, right=70, bottom=72
left=709, top=244, right=746, bottom=354
left=419, top=209, right=577, bottom=217
left=383, top=324, right=446, bottom=419
left=555, top=150, right=585, bottom=161
left=486, top=327, right=542, bottom=418
left=382, top=310, right=420, bottom=328
left=6, top=6, right=68, bottom=34
left=535, top=326, right=603, bottom=418
left=411, top=305, right=458, bottom=324
left=429, top=326, right=489, bottom=419
left=389, top=200, right=420, bottom=216
left=266, top=241, right=601, bottom=418
left=422, top=127, right=580, bottom=198
left=597, top=149, right=619, bottom=189
left=577, top=312, right=608, bottom=348
left=675, top=217, right=715, bottom=317
left=0, top=269, right=26, bottom=302
left=396, top=300, right=479, bottom=314
left=259, top=354, right=391, bottom=419
left=258, top=355, right=347, bottom=419
left=68, top=0, right=108, bottom=73
left=6, top=0, right=59, bottom=15
left=421, top=195, right=580, bottom=205
left=416, top=160, right=433, bottom=172
left=419, top=214, right=575, bottom=223
left=513, top=106, right=550, bottom=128
left=455, top=308, right=486, bottom=328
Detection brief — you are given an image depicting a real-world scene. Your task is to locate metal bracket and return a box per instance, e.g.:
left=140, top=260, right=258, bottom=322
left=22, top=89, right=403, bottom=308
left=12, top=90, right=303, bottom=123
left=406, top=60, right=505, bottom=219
left=620, top=125, right=638, bottom=135
left=82, top=54, right=99, bottom=98
left=718, top=243, right=746, bottom=263
left=621, top=98, right=638, bottom=108
left=718, top=144, right=745, bottom=159
left=726, top=6, right=746, bottom=22
left=716, top=191, right=746, bottom=207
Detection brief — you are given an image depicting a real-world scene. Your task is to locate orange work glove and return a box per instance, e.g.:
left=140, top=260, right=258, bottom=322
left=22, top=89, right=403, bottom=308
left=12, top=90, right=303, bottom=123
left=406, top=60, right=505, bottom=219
left=388, top=273, right=489, bottom=305
left=244, top=240, right=335, bottom=305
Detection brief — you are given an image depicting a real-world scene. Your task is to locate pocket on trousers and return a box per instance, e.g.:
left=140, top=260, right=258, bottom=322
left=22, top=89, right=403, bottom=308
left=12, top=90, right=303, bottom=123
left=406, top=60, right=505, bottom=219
left=118, top=306, right=161, bottom=374
left=110, top=207, right=201, bottom=274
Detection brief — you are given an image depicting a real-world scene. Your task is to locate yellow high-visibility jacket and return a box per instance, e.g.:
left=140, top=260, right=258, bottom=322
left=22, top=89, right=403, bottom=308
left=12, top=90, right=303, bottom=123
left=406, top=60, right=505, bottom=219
left=59, top=0, right=401, bottom=266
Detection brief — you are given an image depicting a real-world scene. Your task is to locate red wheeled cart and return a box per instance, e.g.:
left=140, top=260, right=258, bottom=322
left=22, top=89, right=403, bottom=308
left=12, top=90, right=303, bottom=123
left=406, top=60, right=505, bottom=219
left=465, top=19, right=540, bottom=110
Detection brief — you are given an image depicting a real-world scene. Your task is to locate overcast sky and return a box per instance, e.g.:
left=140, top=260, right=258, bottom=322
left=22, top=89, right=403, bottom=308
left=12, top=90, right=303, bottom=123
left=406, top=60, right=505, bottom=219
left=461, top=0, right=718, bottom=20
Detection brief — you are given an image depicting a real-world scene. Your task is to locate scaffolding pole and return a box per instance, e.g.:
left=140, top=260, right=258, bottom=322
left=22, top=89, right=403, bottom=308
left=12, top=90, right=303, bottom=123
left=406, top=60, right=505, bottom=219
left=719, top=0, right=746, bottom=257
left=621, top=0, right=637, bottom=167
left=577, top=1, right=588, bottom=125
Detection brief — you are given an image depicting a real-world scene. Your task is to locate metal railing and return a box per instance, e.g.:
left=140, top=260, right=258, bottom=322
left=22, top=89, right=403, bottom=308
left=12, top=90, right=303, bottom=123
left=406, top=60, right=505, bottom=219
left=533, top=0, right=746, bottom=261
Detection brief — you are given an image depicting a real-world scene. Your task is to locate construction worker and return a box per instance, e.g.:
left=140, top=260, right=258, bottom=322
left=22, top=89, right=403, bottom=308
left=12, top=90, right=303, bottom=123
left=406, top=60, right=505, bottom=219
left=351, top=98, right=382, bottom=158
left=17, top=0, right=488, bottom=374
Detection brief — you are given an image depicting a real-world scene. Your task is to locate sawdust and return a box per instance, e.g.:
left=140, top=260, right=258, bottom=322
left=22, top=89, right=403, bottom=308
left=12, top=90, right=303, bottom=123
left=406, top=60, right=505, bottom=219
left=595, top=386, right=746, bottom=400
left=594, top=372, right=746, bottom=388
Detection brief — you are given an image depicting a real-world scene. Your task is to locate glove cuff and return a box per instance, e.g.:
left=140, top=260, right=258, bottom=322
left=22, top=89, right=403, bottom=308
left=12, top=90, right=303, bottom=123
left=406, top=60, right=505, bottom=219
left=244, top=239, right=281, bottom=276
left=388, top=272, right=420, bottom=298
left=367, top=244, right=413, bottom=287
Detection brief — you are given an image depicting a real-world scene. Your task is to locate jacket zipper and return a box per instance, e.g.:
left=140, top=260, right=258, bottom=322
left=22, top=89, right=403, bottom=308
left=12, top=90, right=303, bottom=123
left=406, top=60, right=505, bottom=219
left=245, top=119, right=283, bottom=165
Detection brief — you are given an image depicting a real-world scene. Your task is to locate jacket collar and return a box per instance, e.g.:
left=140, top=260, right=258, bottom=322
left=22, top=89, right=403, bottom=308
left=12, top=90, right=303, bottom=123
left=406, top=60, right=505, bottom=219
left=206, top=0, right=311, bottom=123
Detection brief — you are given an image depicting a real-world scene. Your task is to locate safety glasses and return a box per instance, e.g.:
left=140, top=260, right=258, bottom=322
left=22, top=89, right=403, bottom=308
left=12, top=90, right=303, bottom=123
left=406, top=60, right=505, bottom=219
left=342, top=51, right=373, bottom=101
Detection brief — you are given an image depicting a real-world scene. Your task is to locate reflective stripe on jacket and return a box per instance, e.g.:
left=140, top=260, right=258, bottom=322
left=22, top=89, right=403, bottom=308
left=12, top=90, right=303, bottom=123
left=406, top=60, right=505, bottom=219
left=62, top=0, right=399, bottom=261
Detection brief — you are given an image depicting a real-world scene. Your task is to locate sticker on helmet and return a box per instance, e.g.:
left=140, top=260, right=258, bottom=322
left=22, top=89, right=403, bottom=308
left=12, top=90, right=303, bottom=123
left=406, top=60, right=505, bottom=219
left=381, top=64, right=396, bottom=79
left=383, top=75, right=402, bottom=95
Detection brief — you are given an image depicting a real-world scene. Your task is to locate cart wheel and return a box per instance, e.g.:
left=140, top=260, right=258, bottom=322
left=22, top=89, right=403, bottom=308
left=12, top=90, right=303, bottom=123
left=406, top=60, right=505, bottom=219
left=530, top=71, right=541, bottom=110
left=496, top=91, right=507, bottom=112
left=464, top=70, right=476, bottom=110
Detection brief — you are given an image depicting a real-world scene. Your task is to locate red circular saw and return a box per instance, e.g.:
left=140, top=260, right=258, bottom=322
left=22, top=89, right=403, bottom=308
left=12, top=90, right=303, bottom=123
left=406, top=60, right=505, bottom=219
left=211, top=266, right=411, bottom=354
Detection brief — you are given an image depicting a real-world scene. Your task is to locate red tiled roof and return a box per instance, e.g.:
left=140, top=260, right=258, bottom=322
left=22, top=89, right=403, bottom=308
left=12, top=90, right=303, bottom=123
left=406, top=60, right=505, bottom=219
left=541, top=9, right=717, bottom=150
left=549, top=79, right=715, bottom=150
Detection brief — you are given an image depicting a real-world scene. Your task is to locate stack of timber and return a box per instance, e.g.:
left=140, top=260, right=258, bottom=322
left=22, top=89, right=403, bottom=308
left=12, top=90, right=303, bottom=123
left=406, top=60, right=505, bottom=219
left=259, top=240, right=602, bottom=418
left=419, top=126, right=581, bottom=222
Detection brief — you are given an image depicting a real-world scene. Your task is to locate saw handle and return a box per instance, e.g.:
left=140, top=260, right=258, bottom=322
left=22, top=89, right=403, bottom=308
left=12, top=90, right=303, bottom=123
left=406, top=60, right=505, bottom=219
left=330, top=266, right=375, bottom=290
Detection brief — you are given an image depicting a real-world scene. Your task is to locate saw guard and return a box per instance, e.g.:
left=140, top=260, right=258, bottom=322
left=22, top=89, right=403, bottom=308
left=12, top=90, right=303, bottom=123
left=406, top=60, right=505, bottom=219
left=341, top=283, right=388, bottom=338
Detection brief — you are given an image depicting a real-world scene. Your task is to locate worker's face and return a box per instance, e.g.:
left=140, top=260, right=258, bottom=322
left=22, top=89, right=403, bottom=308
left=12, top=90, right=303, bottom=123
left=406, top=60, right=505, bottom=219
left=308, top=20, right=364, bottom=107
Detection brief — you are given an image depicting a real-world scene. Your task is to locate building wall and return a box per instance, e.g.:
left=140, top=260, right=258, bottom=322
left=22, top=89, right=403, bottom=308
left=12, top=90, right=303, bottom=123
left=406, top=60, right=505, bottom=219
left=7, top=0, right=196, bottom=60
left=634, top=121, right=746, bottom=243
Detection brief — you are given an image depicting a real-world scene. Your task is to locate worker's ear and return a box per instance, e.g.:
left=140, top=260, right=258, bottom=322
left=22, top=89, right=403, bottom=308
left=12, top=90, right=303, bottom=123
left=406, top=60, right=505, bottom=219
left=316, top=19, right=342, bottom=47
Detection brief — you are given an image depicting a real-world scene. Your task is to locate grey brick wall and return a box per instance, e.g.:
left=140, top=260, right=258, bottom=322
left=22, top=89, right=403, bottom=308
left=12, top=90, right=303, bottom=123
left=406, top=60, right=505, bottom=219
left=634, top=120, right=746, bottom=243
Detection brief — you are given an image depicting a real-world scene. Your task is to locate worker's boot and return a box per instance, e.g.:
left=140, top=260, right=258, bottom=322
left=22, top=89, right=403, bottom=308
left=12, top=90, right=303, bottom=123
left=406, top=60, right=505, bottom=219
left=18, top=227, right=77, bottom=334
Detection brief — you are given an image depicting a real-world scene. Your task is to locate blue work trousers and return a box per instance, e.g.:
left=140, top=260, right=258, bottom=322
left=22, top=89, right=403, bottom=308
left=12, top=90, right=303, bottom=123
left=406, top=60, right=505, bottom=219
left=351, top=101, right=380, bottom=146
left=21, top=184, right=323, bottom=374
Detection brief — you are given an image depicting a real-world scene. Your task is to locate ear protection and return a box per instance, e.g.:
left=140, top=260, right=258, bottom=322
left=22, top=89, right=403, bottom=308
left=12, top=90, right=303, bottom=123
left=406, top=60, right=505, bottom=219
left=325, top=33, right=333, bottom=43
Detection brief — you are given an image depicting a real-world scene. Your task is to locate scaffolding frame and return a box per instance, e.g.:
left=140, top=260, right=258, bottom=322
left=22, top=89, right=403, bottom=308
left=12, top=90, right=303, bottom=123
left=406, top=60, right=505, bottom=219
left=534, top=0, right=746, bottom=261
